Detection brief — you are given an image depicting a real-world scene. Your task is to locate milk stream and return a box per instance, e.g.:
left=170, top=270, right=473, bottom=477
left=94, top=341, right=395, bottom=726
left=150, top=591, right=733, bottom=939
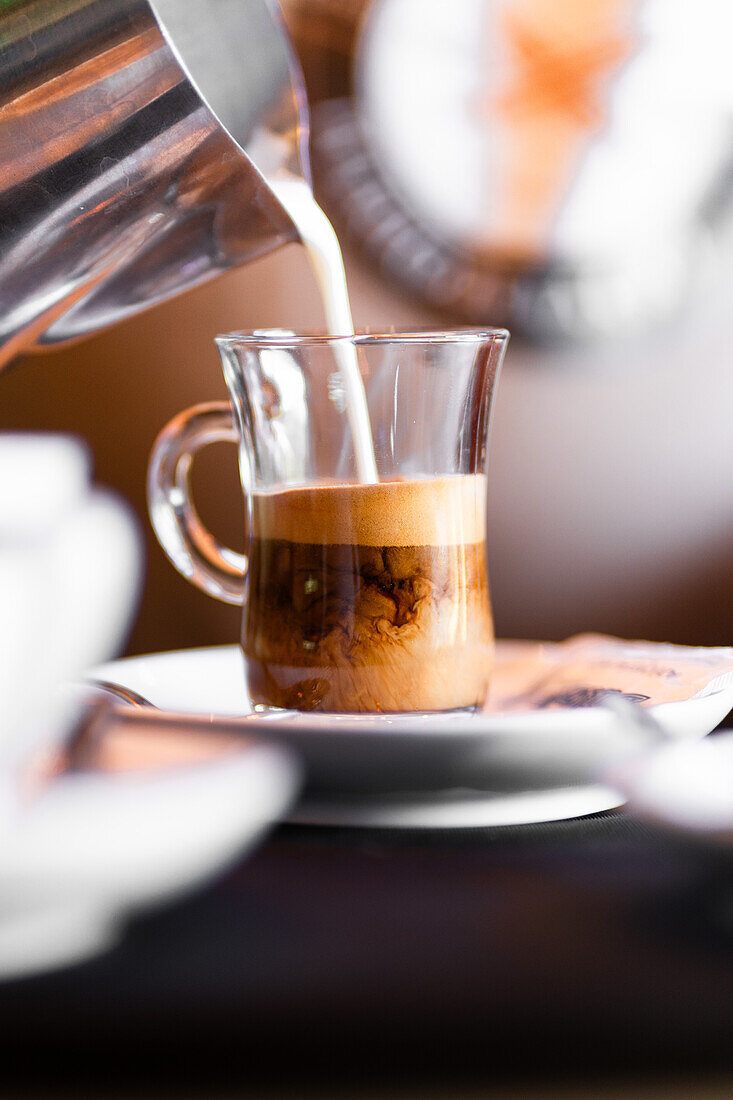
left=272, top=179, right=379, bottom=485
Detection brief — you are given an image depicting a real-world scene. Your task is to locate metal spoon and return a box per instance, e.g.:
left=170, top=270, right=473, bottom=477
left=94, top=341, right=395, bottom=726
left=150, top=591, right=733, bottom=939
left=85, top=679, right=156, bottom=709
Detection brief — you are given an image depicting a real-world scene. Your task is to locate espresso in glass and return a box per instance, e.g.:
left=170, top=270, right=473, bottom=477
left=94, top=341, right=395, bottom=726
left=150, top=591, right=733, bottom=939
left=244, top=475, right=493, bottom=713
left=149, top=328, right=508, bottom=716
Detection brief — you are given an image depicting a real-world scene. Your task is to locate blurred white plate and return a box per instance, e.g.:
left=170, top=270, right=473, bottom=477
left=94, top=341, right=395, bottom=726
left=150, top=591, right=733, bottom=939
left=614, top=732, right=733, bottom=845
left=93, top=645, right=733, bottom=829
left=0, top=737, right=298, bottom=980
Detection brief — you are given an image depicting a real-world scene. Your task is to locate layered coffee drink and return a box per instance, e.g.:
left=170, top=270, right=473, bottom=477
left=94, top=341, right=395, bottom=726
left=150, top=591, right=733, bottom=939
left=244, top=475, right=493, bottom=713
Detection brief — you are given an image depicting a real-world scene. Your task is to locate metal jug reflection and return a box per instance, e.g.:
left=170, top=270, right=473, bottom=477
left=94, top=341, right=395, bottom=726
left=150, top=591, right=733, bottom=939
left=0, top=0, right=308, bottom=370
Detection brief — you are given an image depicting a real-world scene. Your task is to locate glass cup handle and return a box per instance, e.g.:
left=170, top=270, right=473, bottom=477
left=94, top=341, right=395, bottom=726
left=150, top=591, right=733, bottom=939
left=147, top=402, right=247, bottom=606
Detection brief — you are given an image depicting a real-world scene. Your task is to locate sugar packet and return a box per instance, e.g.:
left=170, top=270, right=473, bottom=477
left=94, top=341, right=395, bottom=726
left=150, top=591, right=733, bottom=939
left=487, top=634, right=733, bottom=713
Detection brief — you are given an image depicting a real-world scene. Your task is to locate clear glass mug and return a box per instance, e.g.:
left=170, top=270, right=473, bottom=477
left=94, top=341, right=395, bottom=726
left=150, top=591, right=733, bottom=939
left=148, top=330, right=509, bottom=713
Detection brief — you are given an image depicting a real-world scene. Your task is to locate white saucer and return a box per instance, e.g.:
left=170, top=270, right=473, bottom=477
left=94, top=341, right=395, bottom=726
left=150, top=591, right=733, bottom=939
left=291, top=786, right=622, bottom=829
left=93, top=645, right=733, bottom=830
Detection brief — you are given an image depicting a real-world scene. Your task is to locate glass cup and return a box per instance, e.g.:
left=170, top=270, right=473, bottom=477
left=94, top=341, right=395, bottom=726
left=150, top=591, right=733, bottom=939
left=148, top=329, right=508, bottom=713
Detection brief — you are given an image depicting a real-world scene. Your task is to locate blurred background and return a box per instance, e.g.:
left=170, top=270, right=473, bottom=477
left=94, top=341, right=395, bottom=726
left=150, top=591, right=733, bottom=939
left=4, top=0, right=733, bottom=655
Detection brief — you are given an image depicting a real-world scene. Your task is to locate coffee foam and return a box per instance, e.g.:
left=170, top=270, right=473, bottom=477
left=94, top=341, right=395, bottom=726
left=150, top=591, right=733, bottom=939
left=252, top=475, right=487, bottom=547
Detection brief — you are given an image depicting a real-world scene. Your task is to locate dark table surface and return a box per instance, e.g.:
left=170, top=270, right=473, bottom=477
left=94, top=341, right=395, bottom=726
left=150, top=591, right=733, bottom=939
left=2, top=804, right=733, bottom=1095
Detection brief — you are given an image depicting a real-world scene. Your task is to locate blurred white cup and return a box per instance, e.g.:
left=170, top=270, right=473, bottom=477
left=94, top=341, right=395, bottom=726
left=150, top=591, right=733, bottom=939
left=0, top=434, right=141, bottom=826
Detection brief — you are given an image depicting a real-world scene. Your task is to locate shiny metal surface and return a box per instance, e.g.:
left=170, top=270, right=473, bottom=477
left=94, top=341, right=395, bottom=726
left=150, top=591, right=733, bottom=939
left=84, top=679, right=157, bottom=710
left=0, top=0, right=308, bottom=370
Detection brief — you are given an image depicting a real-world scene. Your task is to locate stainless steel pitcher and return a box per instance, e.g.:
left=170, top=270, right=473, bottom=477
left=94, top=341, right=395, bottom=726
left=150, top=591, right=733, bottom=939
left=0, top=0, right=308, bottom=371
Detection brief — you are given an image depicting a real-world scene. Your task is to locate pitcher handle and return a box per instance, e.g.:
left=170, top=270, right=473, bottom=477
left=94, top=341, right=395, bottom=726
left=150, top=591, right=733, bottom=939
left=147, top=402, right=247, bottom=605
